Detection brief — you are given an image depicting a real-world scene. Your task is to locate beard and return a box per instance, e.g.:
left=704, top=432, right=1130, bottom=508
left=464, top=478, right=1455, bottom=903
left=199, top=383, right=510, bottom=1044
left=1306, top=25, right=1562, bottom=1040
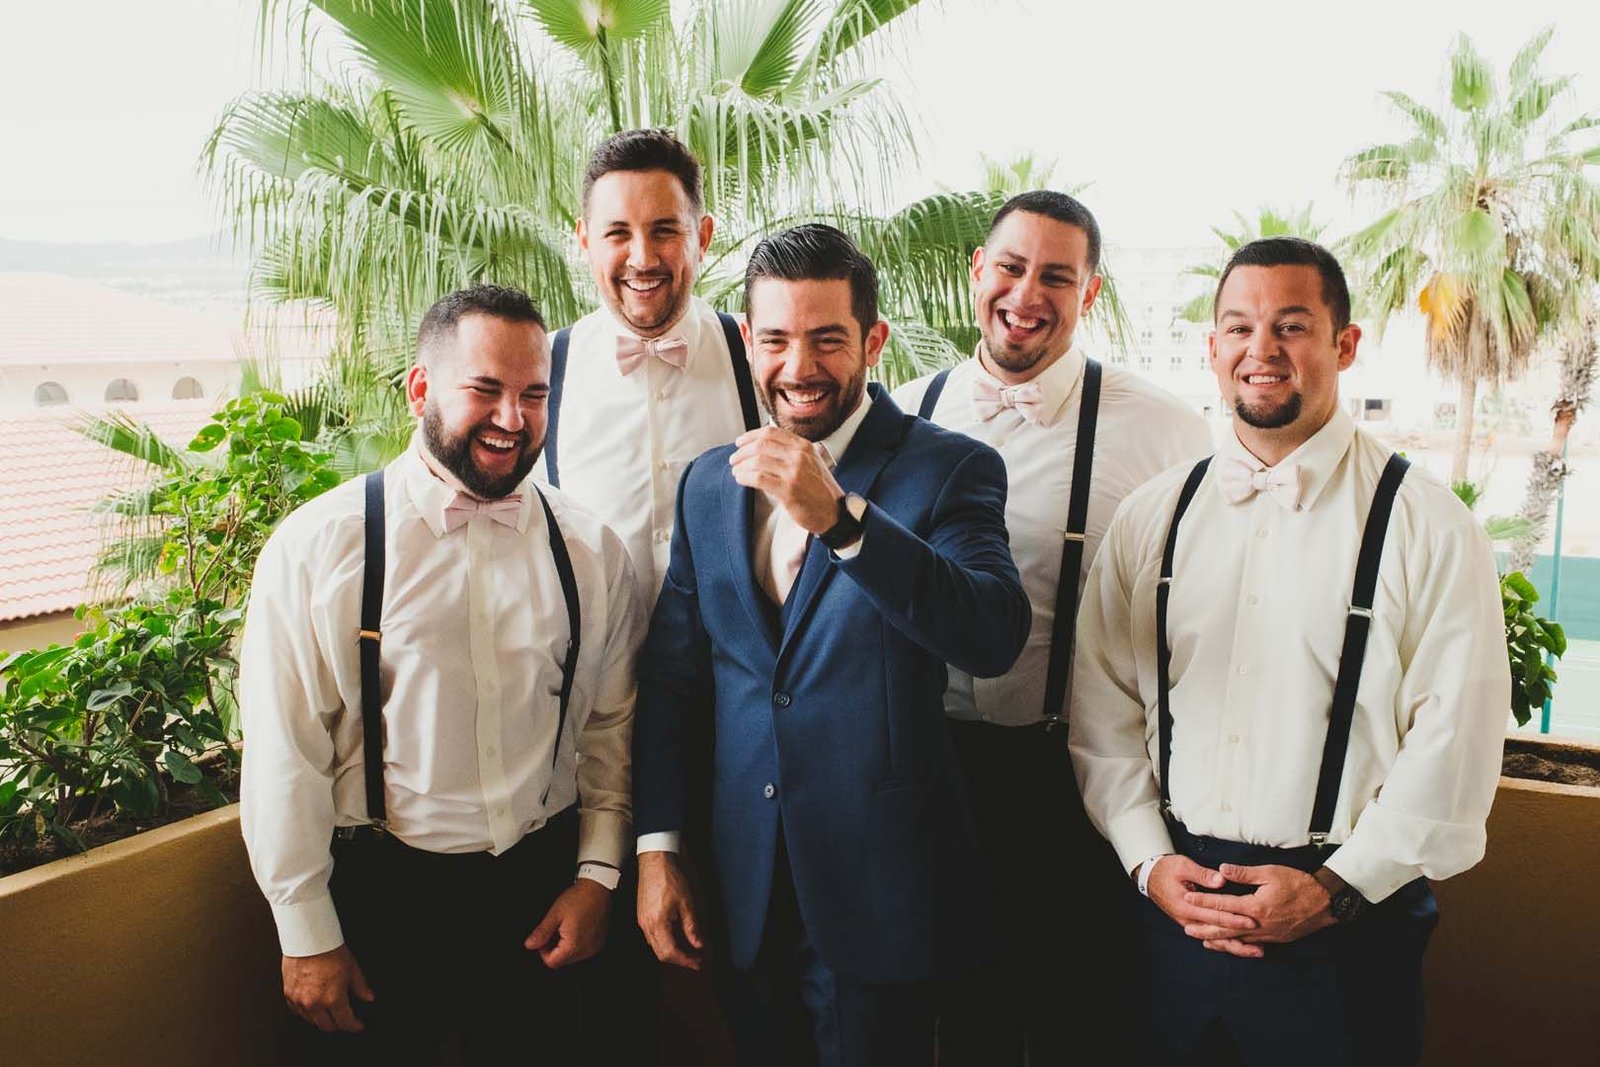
left=979, top=326, right=1055, bottom=377
left=607, top=272, right=692, bottom=337
left=759, top=364, right=867, bottom=442
left=422, top=402, right=539, bottom=499
left=1235, top=391, right=1304, bottom=430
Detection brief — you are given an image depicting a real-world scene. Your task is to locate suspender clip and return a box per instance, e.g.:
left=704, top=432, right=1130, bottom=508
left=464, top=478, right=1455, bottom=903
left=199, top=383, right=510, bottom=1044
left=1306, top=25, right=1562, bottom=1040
left=1347, top=605, right=1374, bottom=619
left=1158, top=575, right=1174, bottom=586
left=1308, top=831, right=1329, bottom=848
left=1042, top=714, right=1066, bottom=733
left=1063, top=531, right=1086, bottom=543
left=358, top=628, right=382, bottom=643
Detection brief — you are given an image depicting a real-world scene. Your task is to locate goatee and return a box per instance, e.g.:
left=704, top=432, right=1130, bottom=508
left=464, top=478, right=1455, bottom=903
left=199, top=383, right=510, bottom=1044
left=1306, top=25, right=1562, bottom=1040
left=422, top=403, right=538, bottom=499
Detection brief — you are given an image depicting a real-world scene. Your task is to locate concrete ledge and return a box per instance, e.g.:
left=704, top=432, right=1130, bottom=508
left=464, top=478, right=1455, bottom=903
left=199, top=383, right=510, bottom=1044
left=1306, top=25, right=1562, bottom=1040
left=0, top=804, right=296, bottom=1066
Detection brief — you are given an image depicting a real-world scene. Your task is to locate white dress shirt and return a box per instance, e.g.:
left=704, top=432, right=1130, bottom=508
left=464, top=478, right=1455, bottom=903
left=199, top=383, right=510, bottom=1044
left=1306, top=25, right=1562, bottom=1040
left=240, top=437, right=647, bottom=956
left=541, top=296, right=756, bottom=600
left=1069, top=407, right=1510, bottom=903
left=894, top=349, right=1211, bottom=726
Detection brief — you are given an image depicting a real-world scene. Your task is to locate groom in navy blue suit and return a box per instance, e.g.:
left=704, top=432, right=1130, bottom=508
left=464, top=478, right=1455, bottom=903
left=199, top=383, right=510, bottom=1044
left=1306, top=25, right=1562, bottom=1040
left=631, top=224, right=1031, bottom=1066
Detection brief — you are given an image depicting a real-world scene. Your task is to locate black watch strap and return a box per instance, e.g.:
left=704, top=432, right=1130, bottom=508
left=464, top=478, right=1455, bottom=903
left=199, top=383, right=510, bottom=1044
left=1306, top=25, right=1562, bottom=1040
left=819, top=494, right=864, bottom=550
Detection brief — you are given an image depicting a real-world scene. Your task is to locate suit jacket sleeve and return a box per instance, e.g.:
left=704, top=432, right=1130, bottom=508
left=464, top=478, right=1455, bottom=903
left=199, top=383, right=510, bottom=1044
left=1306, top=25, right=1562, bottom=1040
left=632, top=460, right=715, bottom=838
left=835, top=444, right=1029, bottom=679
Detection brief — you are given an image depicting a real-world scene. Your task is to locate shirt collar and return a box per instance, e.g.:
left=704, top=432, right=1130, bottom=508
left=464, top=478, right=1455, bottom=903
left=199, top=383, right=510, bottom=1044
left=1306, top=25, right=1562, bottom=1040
left=972, top=341, right=1086, bottom=427
left=1218, top=405, right=1356, bottom=512
left=816, top=387, right=874, bottom=467
left=400, top=428, right=535, bottom=538
left=596, top=295, right=709, bottom=375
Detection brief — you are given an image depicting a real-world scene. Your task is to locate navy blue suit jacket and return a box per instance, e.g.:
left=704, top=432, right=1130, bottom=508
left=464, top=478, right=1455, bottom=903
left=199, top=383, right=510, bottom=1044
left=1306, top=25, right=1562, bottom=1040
left=634, top=384, right=1030, bottom=984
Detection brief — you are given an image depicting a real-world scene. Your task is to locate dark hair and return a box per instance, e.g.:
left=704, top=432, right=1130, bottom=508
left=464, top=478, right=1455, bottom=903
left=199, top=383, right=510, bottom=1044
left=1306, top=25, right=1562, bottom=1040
left=1215, top=237, right=1352, bottom=333
left=744, top=223, right=879, bottom=336
left=582, top=128, right=703, bottom=214
left=988, top=190, right=1102, bottom=274
left=416, top=284, right=544, bottom=363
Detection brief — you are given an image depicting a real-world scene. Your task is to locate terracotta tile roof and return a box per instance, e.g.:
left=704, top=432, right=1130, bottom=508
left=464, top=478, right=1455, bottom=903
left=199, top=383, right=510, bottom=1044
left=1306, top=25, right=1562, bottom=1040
left=0, top=273, right=247, bottom=367
left=0, top=402, right=215, bottom=623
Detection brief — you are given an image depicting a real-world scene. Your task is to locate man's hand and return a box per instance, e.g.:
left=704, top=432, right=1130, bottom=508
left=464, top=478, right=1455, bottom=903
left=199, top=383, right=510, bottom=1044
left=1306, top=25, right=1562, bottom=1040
left=282, top=944, right=375, bottom=1033
left=1181, top=862, right=1335, bottom=957
left=730, top=426, right=843, bottom=534
left=524, top=879, right=613, bottom=969
left=1144, top=855, right=1258, bottom=951
left=636, top=850, right=705, bottom=971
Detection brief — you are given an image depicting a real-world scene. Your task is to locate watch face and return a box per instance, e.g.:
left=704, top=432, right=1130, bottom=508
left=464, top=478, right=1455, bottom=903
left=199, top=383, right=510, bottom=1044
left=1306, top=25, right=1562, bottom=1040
left=1331, top=888, right=1359, bottom=922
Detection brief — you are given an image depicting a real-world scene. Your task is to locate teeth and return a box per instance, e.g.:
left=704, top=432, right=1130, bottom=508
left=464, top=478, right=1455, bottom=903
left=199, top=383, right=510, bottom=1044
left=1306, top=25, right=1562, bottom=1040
left=1245, top=375, right=1286, bottom=385
left=785, top=389, right=826, bottom=405
left=1000, top=310, right=1043, bottom=330
left=480, top=435, right=517, bottom=449
left=623, top=278, right=665, bottom=292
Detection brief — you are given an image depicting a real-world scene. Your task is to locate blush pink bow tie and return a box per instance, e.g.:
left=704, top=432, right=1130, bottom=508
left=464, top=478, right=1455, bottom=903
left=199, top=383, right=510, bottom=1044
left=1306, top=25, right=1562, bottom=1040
left=1216, top=455, right=1303, bottom=510
left=616, top=334, right=689, bottom=376
left=443, top=492, right=523, bottom=532
left=972, top=375, right=1046, bottom=423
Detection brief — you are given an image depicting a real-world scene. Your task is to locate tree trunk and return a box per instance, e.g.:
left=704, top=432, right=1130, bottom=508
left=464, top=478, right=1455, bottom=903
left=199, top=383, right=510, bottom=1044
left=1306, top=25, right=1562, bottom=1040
left=1451, top=374, right=1477, bottom=485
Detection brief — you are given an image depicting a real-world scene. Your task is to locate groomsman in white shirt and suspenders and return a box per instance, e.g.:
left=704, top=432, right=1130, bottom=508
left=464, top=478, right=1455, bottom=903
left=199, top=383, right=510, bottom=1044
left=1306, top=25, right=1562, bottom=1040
left=239, top=285, right=645, bottom=1064
left=544, top=127, right=762, bottom=1063
left=893, top=191, right=1211, bottom=1064
left=1071, top=237, right=1510, bottom=1065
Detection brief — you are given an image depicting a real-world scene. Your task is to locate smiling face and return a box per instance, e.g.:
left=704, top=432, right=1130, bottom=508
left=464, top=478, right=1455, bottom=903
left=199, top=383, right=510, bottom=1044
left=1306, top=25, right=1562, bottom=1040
left=1209, top=264, right=1360, bottom=463
left=970, top=210, right=1103, bottom=383
left=406, top=312, right=550, bottom=499
left=577, top=169, right=714, bottom=339
left=744, top=276, right=889, bottom=441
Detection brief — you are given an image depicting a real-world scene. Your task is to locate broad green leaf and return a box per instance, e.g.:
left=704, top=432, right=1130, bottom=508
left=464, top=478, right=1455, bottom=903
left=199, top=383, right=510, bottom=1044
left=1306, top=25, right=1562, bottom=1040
left=163, top=750, right=204, bottom=786
left=524, top=0, right=671, bottom=55
left=86, top=682, right=136, bottom=712
left=1503, top=571, right=1538, bottom=601
left=1449, top=35, right=1493, bottom=112
left=190, top=424, right=228, bottom=452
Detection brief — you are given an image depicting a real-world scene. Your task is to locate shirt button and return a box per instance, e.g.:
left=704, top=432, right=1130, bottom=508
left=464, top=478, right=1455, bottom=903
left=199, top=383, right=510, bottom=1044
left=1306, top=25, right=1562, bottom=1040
left=656, top=388, right=669, bottom=400
left=658, top=459, right=671, bottom=471
left=1228, top=734, right=1240, bottom=744
left=1237, top=664, right=1249, bottom=676
left=485, top=746, right=498, bottom=758
left=981, top=713, right=992, bottom=722
left=1220, top=801, right=1232, bottom=813
left=653, top=529, right=670, bottom=544
left=763, top=783, right=776, bottom=799
left=1247, top=595, right=1260, bottom=606
left=494, top=806, right=507, bottom=817
left=1256, top=528, right=1269, bottom=539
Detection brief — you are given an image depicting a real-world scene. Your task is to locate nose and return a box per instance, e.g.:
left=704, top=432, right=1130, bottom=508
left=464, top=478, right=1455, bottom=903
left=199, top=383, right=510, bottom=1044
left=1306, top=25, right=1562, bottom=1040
left=782, top=340, right=821, bottom=383
left=1246, top=327, right=1282, bottom=362
left=626, top=232, right=655, bottom=271
left=496, top=393, right=525, bottom=433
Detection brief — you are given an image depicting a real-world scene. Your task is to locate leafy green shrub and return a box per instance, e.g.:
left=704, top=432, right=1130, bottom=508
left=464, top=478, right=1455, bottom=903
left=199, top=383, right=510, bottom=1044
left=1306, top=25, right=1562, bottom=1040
left=0, top=394, right=341, bottom=849
left=1503, top=571, right=1568, bottom=727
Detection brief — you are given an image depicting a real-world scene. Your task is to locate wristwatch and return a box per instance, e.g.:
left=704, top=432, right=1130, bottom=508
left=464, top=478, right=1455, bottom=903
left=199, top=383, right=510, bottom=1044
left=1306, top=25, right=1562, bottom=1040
left=819, top=493, right=866, bottom=551
left=1313, top=866, right=1367, bottom=924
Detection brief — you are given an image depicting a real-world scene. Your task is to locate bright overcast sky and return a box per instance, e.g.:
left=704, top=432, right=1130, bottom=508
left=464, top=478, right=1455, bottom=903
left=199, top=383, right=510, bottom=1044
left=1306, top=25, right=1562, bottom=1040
left=2, top=0, right=1598, bottom=246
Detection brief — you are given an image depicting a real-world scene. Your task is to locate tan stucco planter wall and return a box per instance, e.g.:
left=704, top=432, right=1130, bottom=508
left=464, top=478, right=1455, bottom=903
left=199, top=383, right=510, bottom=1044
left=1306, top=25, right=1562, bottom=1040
left=1424, top=767, right=1600, bottom=1065
left=0, top=805, right=295, bottom=1066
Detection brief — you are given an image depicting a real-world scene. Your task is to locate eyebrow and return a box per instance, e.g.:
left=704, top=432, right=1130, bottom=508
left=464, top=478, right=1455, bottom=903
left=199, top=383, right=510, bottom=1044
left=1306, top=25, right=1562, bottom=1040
left=994, top=249, right=1080, bottom=276
left=1218, top=305, right=1315, bottom=321
left=463, top=375, right=548, bottom=391
left=601, top=216, right=683, bottom=229
left=753, top=324, right=852, bottom=340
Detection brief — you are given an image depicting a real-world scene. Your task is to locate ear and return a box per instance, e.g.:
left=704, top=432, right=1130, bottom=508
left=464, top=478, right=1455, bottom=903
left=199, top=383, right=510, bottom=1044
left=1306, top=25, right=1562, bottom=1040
left=405, top=363, right=430, bottom=418
left=1081, top=274, right=1104, bottom=315
left=739, top=314, right=752, bottom=348
left=1206, top=330, right=1219, bottom=373
left=1335, top=322, right=1361, bottom=371
left=576, top=216, right=590, bottom=257
left=697, top=213, right=715, bottom=257
left=864, top=320, right=890, bottom=369
left=970, top=245, right=986, bottom=286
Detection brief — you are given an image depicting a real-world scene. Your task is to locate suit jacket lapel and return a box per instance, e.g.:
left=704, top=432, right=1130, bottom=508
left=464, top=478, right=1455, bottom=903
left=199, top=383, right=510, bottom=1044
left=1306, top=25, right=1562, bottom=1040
left=722, top=471, right=781, bottom=655
left=779, top=385, right=906, bottom=653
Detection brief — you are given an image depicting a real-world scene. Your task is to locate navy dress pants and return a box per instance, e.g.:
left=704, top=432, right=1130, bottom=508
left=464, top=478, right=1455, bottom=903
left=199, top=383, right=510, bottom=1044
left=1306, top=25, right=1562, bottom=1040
left=1137, top=823, right=1438, bottom=1067
left=306, top=809, right=580, bottom=1066
left=939, top=720, right=1139, bottom=1066
left=721, top=840, right=937, bottom=1067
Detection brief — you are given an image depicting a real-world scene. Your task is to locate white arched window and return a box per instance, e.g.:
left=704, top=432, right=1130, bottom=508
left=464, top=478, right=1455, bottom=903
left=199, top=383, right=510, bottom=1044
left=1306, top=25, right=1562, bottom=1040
left=34, top=381, right=69, bottom=406
left=172, top=376, right=204, bottom=400
left=104, top=378, right=140, bottom=402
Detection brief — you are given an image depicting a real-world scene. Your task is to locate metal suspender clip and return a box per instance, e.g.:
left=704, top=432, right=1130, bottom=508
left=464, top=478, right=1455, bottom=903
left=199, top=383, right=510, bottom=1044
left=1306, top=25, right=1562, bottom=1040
left=1063, top=531, right=1086, bottom=543
left=358, top=629, right=382, bottom=643
left=1346, top=605, right=1374, bottom=619
left=1309, top=831, right=1329, bottom=848
left=1043, top=713, right=1066, bottom=733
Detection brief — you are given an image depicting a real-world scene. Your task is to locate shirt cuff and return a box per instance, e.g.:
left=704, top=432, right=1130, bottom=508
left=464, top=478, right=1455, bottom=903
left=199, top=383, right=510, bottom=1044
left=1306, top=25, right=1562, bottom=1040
left=1322, top=834, right=1426, bottom=904
left=272, top=895, right=345, bottom=958
left=636, top=830, right=681, bottom=854
left=577, top=861, right=622, bottom=890
left=1106, top=805, right=1176, bottom=877
left=577, top=809, right=629, bottom=870
left=832, top=536, right=864, bottom=560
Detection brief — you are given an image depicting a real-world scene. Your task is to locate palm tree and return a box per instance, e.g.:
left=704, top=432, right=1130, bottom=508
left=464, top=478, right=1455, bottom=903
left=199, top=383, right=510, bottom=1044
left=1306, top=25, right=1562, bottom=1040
left=1176, top=204, right=1326, bottom=325
left=206, top=0, right=1089, bottom=415
left=1341, top=29, right=1600, bottom=483
left=1509, top=303, right=1597, bottom=573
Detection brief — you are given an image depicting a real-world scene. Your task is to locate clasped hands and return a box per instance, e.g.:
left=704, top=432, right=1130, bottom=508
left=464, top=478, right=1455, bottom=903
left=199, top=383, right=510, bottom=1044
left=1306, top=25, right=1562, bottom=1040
left=1144, top=855, right=1336, bottom=958
left=730, top=426, right=844, bottom=534
left=281, top=879, right=612, bottom=1033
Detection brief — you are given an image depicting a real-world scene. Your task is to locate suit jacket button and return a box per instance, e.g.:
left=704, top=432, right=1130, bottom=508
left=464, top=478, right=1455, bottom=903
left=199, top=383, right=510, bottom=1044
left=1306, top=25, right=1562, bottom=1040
left=763, top=783, right=776, bottom=799
left=773, top=692, right=792, bottom=708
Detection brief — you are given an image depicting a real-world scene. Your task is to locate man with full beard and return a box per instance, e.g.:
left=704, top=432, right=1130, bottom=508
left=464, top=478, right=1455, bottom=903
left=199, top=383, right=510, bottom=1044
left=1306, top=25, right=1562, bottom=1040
left=239, top=284, right=645, bottom=1064
left=893, top=190, right=1211, bottom=1064
left=632, top=224, right=1030, bottom=1065
left=1071, top=239, right=1508, bottom=1065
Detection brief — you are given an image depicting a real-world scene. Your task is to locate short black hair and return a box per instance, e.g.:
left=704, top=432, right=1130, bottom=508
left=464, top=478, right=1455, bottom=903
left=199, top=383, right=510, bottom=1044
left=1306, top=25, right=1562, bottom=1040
left=987, top=190, right=1102, bottom=274
left=744, top=223, right=879, bottom=336
left=1215, top=237, right=1352, bottom=333
left=416, top=284, right=544, bottom=363
left=582, top=128, right=703, bottom=214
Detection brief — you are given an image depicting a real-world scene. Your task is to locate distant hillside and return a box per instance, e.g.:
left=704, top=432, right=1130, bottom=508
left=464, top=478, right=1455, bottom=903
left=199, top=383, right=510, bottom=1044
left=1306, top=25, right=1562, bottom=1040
left=0, top=236, right=250, bottom=312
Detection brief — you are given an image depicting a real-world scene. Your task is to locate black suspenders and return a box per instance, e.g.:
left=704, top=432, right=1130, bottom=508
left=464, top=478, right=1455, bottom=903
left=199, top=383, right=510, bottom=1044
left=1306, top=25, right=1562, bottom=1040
left=357, top=470, right=582, bottom=829
left=917, top=359, right=1104, bottom=726
left=545, top=311, right=758, bottom=488
left=1155, top=452, right=1411, bottom=842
